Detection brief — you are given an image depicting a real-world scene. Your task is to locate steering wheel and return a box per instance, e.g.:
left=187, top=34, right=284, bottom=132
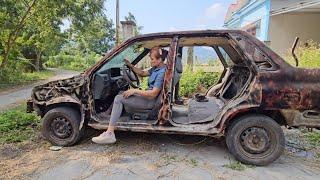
left=122, top=64, right=140, bottom=88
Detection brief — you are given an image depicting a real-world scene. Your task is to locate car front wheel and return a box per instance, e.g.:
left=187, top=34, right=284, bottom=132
left=226, top=114, right=285, bottom=166
left=42, top=107, right=84, bottom=146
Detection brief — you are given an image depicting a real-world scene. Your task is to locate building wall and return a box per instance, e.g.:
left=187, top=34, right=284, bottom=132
left=239, top=1, right=270, bottom=41
left=270, top=0, right=306, bottom=11
left=224, top=0, right=271, bottom=41
left=268, top=12, right=320, bottom=56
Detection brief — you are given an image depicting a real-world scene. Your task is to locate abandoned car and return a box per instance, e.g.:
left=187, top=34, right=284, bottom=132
left=27, top=30, right=320, bottom=166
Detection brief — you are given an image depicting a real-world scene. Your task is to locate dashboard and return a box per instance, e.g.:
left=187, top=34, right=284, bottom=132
left=92, top=67, right=128, bottom=99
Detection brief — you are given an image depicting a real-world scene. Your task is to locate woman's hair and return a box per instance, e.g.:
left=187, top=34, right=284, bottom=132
left=150, top=47, right=168, bottom=61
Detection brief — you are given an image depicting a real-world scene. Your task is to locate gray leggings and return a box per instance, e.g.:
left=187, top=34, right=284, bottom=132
left=109, top=93, right=156, bottom=126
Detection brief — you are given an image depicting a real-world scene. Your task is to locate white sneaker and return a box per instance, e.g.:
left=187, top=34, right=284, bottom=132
left=92, top=131, right=116, bottom=144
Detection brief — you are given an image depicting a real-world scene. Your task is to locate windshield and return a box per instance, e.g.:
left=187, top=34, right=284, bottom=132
left=97, top=43, right=145, bottom=73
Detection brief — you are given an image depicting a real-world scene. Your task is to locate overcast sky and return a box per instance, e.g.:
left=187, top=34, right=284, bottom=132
left=104, top=0, right=235, bottom=33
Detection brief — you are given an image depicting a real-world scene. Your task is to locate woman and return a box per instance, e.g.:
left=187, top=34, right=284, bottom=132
left=92, top=46, right=168, bottom=144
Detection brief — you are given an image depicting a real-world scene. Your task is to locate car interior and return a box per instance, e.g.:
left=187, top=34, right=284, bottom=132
left=90, top=36, right=252, bottom=125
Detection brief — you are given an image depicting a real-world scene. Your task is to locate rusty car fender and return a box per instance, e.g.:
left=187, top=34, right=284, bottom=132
left=216, top=77, right=263, bottom=133
left=46, top=96, right=85, bottom=130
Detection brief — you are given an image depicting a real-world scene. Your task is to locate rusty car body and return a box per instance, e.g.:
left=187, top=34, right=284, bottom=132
left=27, top=30, right=320, bottom=165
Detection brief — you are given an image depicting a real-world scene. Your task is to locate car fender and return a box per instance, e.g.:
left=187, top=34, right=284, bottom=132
left=46, top=96, right=85, bottom=130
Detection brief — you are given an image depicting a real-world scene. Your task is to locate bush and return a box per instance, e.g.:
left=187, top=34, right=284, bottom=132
left=140, top=67, right=220, bottom=97
left=0, top=105, right=40, bottom=144
left=0, top=62, right=54, bottom=89
left=285, top=40, right=320, bottom=68
left=46, top=52, right=101, bottom=71
left=179, top=67, right=220, bottom=97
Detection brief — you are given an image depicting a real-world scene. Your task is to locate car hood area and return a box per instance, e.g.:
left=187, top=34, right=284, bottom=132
left=31, top=74, right=87, bottom=104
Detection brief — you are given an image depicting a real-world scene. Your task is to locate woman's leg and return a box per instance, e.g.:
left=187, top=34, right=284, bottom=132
left=92, top=94, right=156, bottom=144
left=106, top=94, right=125, bottom=133
left=92, top=94, right=124, bottom=144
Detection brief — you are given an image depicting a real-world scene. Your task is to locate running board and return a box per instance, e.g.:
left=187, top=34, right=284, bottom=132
left=88, top=122, right=220, bottom=136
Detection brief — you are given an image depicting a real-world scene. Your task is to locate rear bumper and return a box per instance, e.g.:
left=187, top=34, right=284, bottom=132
left=26, top=99, right=34, bottom=113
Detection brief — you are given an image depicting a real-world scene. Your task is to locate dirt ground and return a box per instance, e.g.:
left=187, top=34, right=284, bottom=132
left=0, top=128, right=319, bottom=180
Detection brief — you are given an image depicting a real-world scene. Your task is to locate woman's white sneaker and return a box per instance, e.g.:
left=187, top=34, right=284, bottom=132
left=92, top=131, right=116, bottom=144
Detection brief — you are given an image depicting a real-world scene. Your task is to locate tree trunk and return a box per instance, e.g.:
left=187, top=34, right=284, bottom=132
left=0, top=51, right=10, bottom=69
left=35, top=50, right=41, bottom=71
left=187, top=47, right=194, bottom=71
left=0, top=0, right=36, bottom=70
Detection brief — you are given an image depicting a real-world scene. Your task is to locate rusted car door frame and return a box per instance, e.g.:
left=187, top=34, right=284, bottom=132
left=157, top=36, right=179, bottom=125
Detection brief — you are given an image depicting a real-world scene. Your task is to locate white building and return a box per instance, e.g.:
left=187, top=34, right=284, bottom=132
left=224, top=0, right=320, bottom=56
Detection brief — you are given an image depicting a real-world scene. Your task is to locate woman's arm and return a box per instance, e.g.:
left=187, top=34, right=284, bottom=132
left=124, top=59, right=149, bottom=77
left=123, top=88, right=161, bottom=99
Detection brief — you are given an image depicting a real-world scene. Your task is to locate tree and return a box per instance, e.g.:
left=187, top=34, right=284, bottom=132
left=0, top=0, right=37, bottom=69
left=0, top=0, right=115, bottom=71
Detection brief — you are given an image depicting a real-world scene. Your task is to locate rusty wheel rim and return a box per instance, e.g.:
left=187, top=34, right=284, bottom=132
left=50, top=117, right=73, bottom=139
left=240, top=127, right=270, bottom=154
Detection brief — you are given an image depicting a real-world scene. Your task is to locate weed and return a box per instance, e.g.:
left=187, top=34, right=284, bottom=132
left=285, top=40, right=320, bottom=68
left=304, top=132, right=320, bottom=146
left=0, top=69, right=54, bottom=89
left=223, top=161, right=254, bottom=171
left=0, top=104, right=40, bottom=144
left=188, top=158, right=198, bottom=167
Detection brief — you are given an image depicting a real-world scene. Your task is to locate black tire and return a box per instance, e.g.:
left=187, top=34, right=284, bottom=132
left=226, top=114, right=285, bottom=166
left=42, top=107, right=84, bottom=146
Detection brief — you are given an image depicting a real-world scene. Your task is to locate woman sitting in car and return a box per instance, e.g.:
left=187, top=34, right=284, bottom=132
left=92, top=46, right=168, bottom=144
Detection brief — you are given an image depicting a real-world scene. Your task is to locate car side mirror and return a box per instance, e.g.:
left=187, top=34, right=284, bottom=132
left=291, top=37, right=299, bottom=67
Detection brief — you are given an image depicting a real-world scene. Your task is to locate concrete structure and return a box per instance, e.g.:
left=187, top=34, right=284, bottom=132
left=224, top=0, right=320, bottom=55
left=120, top=20, right=136, bottom=41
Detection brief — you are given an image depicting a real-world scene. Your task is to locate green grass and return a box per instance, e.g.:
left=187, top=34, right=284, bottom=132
left=304, top=132, right=320, bottom=146
left=0, top=104, right=40, bottom=144
left=285, top=40, right=320, bottom=68
left=223, top=161, right=254, bottom=171
left=188, top=158, right=198, bottom=167
left=0, top=69, right=54, bottom=89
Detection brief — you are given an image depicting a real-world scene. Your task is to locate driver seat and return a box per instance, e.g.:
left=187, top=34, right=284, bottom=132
left=124, top=92, right=162, bottom=120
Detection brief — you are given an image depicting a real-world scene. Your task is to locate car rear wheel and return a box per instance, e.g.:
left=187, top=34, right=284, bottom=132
left=42, top=107, right=84, bottom=146
left=226, top=114, right=285, bottom=166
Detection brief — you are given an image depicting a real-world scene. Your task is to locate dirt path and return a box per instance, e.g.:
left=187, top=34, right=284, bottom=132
left=0, top=129, right=319, bottom=180
left=0, top=68, right=79, bottom=111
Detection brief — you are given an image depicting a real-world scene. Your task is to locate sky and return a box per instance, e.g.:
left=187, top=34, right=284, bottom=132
left=104, top=0, right=235, bottom=34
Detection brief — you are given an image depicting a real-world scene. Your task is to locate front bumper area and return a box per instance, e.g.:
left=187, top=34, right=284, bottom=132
left=26, top=99, right=34, bottom=113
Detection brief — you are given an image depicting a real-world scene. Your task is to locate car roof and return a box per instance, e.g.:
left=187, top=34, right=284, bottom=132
left=127, top=30, right=246, bottom=41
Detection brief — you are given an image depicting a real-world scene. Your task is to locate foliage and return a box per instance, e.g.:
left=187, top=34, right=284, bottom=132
left=0, top=68, right=54, bottom=89
left=140, top=77, right=149, bottom=90
left=223, top=161, right=254, bottom=171
left=304, top=132, right=320, bottom=146
left=0, top=0, right=115, bottom=80
left=179, top=66, right=220, bottom=97
left=46, top=48, right=101, bottom=71
left=0, top=104, right=40, bottom=144
left=140, top=67, right=220, bottom=97
left=285, top=40, right=320, bottom=68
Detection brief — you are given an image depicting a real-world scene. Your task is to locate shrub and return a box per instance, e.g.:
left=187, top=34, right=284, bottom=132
left=46, top=52, right=101, bottom=71
left=285, top=40, right=320, bottom=68
left=0, top=105, right=40, bottom=144
left=0, top=62, right=53, bottom=89
left=179, top=67, right=220, bottom=97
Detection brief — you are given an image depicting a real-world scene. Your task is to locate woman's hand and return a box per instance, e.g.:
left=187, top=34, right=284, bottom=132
left=124, top=59, right=132, bottom=68
left=123, top=89, right=137, bottom=98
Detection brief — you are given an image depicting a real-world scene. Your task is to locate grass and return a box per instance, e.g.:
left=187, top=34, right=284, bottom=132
left=0, top=104, right=41, bottom=144
left=0, top=69, right=54, bottom=90
left=285, top=40, right=320, bottom=68
left=304, top=132, right=320, bottom=146
left=223, top=161, right=254, bottom=171
left=188, top=158, right=198, bottom=167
